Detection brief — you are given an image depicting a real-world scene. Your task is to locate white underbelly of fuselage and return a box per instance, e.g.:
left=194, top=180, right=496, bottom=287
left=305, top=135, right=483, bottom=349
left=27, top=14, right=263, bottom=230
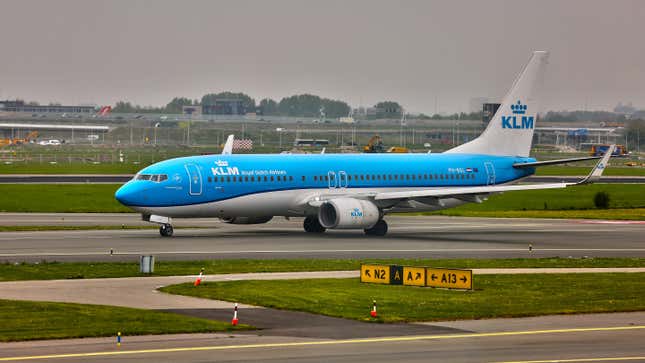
left=128, top=187, right=469, bottom=218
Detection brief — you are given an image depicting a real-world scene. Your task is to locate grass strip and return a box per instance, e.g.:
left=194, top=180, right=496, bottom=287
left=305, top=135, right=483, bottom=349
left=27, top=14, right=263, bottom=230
left=428, top=208, right=645, bottom=220
left=0, top=299, right=249, bottom=342
left=535, top=166, right=645, bottom=176
left=160, top=273, right=645, bottom=323
left=0, top=183, right=643, bottom=217
left=1, top=258, right=644, bottom=282
left=0, top=184, right=129, bottom=213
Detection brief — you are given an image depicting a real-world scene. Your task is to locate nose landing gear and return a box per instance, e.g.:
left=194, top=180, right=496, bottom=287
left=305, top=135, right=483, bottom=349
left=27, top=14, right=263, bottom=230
left=159, top=223, right=174, bottom=237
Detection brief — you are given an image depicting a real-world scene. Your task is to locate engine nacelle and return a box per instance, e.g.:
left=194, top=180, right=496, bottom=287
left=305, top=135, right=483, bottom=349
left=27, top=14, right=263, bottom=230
left=221, top=216, right=273, bottom=224
left=318, top=198, right=380, bottom=229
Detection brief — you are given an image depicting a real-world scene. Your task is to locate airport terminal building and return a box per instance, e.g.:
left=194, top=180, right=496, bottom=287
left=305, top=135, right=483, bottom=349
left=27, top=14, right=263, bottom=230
left=0, top=100, right=96, bottom=114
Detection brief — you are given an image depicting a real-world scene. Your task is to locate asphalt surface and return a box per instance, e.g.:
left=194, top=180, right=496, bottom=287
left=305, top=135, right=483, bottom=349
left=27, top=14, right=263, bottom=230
left=1, top=313, right=643, bottom=362
left=1, top=271, right=644, bottom=361
left=0, top=214, right=643, bottom=262
left=0, top=174, right=643, bottom=183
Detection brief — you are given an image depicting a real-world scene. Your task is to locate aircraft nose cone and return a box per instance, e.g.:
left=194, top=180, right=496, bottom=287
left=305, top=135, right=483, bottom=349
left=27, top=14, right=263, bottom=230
left=115, top=184, right=137, bottom=206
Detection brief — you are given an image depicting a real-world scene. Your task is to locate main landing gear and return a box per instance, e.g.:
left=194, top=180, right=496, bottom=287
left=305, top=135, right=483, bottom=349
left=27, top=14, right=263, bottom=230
left=364, top=219, right=388, bottom=236
left=303, top=216, right=326, bottom=233
left=159, top=223, right=174, bottom=237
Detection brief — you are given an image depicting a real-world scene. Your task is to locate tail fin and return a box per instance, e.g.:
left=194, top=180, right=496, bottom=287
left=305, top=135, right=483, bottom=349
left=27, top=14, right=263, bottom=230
left=97, top=106, right=112, bottom=116
left=446, top=51, right=549, bottom=157
left=222, top=134, right=234, bottom=155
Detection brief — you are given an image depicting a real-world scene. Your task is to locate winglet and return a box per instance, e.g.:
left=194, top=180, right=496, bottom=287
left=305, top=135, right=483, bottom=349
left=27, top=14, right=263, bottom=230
left=577, top=144, right=615, bottom=184
left=222, top=134, right=234, bottom=155
left=321, top=148, right=326, bottom=154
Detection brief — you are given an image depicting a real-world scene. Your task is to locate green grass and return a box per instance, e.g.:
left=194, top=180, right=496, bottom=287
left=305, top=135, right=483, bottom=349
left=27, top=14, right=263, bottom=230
left=536, top=166, right=645, bottom=176
left=1, top=258, right=644, bottom=282
left=410, top=183, right=645, bottom=220
left=0, top=299, right=249, bottom=342
left=0, top=183, right=643, bottom=218
left=160, top=273, right=645, bottom=323
left=0, top=163, right=142, bottom=174
left=0, top=184, right=130, bottom=213
left=432, top=208, right=645, bottom=220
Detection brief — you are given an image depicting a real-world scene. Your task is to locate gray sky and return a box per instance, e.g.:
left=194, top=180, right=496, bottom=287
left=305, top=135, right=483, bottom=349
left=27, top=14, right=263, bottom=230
left=1, top=0, right=643, bottom=114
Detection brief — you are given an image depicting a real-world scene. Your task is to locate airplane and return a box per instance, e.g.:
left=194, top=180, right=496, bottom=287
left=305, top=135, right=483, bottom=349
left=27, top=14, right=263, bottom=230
left=115, top=51, right=615, bottom=237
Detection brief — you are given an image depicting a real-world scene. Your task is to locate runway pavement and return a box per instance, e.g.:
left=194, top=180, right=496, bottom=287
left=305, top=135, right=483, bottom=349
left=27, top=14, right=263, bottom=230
left=0, top=214, right=643, bottom=262
left=0, top=174, right=643, bottom=183
left=1, top=314, right=643, bottom=362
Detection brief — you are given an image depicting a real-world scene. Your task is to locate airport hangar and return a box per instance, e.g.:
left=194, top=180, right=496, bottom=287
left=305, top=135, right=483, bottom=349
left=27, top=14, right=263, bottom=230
left=0, top=123, right=109, bottom=143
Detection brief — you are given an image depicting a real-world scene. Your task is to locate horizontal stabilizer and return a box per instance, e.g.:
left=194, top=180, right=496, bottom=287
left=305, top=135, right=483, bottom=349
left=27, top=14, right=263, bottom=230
left=577, top=144, right=615, bottom=184
left=513, top=156, right=600, bottom=168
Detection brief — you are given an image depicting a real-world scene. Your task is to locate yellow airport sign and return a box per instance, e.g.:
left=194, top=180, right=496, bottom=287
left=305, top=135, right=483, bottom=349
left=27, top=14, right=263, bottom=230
left=402, top=266, right=426, bottom=286
left=360, top=264, right=391, bottom=284
left=426, top=268, right=473, bottom=290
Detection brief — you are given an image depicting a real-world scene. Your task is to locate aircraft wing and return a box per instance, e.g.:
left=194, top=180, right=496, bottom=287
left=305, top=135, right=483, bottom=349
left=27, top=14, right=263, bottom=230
left=373, top=182, right=568, bottom=201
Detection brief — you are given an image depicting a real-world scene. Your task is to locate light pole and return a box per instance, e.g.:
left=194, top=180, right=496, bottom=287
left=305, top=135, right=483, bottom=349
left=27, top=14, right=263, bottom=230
left=154, top=123, right=160, bottom=145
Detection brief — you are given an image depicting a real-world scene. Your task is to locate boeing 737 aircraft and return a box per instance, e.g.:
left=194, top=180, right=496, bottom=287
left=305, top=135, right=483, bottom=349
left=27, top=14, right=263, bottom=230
left=115, top=51, right=614, bottom=237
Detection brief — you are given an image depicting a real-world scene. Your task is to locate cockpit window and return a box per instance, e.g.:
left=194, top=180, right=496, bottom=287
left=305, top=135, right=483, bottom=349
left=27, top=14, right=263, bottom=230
left=135, top=174, right=152, bottom=181
left=134, top=174, right=168, bottom=182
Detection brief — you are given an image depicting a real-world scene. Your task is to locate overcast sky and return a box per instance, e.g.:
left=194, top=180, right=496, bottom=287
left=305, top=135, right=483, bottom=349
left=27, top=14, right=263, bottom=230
left=1, top=0, right=643, bottom=114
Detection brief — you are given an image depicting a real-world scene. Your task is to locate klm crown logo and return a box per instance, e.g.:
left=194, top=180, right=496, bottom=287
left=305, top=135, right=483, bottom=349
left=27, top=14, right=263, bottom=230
left=502, top=100, right=534, bottom=129
left=510, top=100, right=527, bottom=114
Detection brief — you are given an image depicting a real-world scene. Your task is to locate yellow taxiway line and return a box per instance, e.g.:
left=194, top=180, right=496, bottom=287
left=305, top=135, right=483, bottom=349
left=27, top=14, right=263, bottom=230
left=1, top=325, right=644, bottom=362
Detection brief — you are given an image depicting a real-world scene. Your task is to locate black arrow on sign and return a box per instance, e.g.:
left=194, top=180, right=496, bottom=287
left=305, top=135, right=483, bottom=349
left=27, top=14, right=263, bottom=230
left=431, top=274, right=437, bottom=281
left=460, top=276, right=467, bottom=283
left=365, top=270, right=371, bottom=278
left=415, top=272, right=421, bottom=280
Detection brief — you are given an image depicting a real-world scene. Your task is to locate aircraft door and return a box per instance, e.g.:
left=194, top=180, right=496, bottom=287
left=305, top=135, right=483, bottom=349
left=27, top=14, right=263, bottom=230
left=338, top=171, right=348, bottom=188
left=327, top=171, right=337, bottom=189
left=185, top=164, right=203, bottom=196
left=484, top=162, right=496, bottom=185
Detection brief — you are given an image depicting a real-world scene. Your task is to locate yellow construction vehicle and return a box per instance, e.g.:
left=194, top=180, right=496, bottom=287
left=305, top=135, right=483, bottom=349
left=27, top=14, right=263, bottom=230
left=363, top=135, right=386, bottom=153
left=386, top=146, right=410, bottom=153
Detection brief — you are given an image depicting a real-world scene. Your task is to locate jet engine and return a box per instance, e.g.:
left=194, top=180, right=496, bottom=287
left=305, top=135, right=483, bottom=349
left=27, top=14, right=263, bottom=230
left=221, top=216, right=273, bottom=224
left=318, top=198, right=380, bottom=229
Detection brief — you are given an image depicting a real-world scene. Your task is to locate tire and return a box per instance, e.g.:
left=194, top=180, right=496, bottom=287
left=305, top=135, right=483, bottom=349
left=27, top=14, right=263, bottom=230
left=303, top=216, right=326, bottom=233
left=159, top=224, right=174, bottom=237
left=364, top=219, right=388, bottom=236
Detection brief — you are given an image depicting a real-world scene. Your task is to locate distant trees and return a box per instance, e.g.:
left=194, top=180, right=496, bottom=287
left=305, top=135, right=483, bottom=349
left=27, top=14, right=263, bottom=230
left=259, top=98, right=278, bottom=116
left=201, top=92, right=255, bottom=112
left=258, top=94, right=350, bottom=118
left=165, top=97, right=195, bottom=114
left=374, top=101, right=402, bottom=118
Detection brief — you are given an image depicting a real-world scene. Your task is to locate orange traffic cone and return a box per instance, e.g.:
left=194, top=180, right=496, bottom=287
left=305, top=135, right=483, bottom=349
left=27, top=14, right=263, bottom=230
left=194, top=269, right=204, bottom=286
left=231, top=303, right=239, bottom=326
left=370, top=300, right=377, bottom=318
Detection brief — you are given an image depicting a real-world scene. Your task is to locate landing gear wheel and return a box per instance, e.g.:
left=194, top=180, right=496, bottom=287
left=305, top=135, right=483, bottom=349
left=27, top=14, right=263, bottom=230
left=303, top=216, right=326, bottom=233
left=365, top=219, right=388, bottom=236
left=159, top=224, right=174, bottom=237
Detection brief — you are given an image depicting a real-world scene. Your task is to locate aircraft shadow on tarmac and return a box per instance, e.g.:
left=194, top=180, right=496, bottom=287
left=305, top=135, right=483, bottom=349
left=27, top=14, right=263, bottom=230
left=162, top=308, right=468, bottom=340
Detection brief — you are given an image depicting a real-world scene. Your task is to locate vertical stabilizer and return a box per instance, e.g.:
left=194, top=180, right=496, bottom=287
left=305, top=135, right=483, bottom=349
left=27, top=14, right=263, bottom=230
left=446, top=51, right=549, bottom=157
left=222, top=134, right=234, bottom=155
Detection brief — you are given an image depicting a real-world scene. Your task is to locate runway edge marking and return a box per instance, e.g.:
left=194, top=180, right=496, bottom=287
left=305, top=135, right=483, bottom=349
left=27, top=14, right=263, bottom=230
left=1, top=326, right=644, bottom=361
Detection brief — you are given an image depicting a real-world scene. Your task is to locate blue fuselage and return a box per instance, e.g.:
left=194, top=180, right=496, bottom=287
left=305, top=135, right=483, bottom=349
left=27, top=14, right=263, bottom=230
left=115, top=153, right=536, bottom=210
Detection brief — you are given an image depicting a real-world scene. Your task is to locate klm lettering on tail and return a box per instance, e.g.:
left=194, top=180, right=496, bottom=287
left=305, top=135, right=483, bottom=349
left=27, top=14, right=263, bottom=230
left=502, top=100, right=534, bottom=129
